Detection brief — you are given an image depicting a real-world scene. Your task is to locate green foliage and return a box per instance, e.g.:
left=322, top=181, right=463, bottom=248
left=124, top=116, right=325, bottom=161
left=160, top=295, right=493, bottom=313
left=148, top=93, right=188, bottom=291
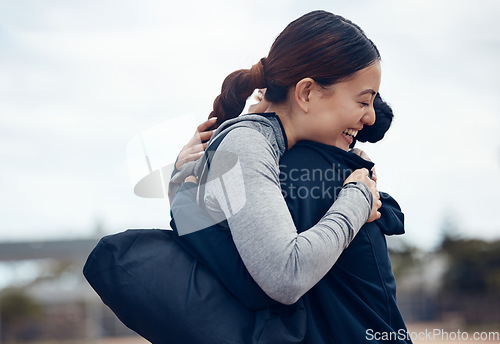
left=0, top=287, right=43, bottom=323
left=440, top=235, right=500, bottom=294
left=388, top=242, right=421, bottom=280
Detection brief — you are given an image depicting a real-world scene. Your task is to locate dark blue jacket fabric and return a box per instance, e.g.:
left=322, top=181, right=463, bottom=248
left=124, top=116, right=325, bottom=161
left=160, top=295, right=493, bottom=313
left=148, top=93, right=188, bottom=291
left=172, top=139, right=411, bottom=343
left=279, top=141, right=410, bottom=343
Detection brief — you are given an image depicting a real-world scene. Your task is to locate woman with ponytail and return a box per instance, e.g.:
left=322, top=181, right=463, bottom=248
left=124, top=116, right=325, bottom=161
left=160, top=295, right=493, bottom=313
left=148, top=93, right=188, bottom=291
left=86, top=10, right=389, bottom=344
left=171, top=9, right=382, bottom=305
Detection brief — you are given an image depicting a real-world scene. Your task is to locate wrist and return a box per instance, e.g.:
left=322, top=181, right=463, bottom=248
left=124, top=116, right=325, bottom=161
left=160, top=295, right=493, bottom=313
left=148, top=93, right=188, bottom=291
left=343, top=181, right=358, bottom=188
left=342, top=181, right=373, bottom=210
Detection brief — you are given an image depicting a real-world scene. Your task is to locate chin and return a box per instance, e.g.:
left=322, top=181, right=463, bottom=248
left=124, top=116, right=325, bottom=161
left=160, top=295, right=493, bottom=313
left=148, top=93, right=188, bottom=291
left=336, top=142, right=349, bottom=151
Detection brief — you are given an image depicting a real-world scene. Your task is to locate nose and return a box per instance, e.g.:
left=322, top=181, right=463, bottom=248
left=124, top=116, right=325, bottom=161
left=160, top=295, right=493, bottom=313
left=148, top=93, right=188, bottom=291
left=363, top=104, right=376, bottom=126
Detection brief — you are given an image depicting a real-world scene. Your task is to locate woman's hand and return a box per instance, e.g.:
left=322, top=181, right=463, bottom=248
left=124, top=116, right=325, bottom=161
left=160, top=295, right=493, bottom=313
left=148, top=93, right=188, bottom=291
left=248, top=89, right=270, bottom=113
left=175, top=117, right=217, bottom=171
left=343, top=168, right=381, bottom=222
left=350, top=148, right=377, bottom=183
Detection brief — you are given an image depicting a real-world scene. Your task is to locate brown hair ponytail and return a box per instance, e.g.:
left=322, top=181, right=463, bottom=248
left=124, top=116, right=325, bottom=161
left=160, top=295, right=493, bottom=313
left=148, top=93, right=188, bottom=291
left=210, top=11, right=380, bottom=127
left=209, top=58, right=266, bottom=127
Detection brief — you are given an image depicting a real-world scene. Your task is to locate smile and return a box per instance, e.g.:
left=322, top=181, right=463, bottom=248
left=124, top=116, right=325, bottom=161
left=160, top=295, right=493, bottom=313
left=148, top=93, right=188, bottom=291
left=342, top=129, right=358, bottom=138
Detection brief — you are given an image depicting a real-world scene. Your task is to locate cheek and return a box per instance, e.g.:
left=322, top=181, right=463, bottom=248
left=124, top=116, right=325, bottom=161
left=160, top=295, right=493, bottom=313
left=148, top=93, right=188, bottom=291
left=324, top=110, right=343, bottom=131
left=336, top=101, right=357, bottom=116
left=345, top=105, right=364, bottom=123
left=335, top=109, right=356, bottom=126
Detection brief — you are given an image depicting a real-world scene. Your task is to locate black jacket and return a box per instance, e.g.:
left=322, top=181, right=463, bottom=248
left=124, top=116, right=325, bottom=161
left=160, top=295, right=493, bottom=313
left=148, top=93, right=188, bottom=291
left=85, top=136, right=411, bottom=343
left=280, top=141, right=410, bottom=343
left=172, top=139, right=410, bottom=343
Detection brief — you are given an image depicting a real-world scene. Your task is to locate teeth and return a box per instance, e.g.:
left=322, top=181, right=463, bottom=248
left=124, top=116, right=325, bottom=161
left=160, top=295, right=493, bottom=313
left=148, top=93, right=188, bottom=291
left=343, top=129, right=358, bottom=137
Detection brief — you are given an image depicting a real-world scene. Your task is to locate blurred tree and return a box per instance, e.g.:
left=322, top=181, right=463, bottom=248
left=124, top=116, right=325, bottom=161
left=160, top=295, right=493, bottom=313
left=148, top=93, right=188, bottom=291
left=388, top=239, right=420, bottom=279
left=439, top=234, right=500, bottom=325
left=439, top=212, right=463, bottom=250
left=0, top=287, right=43, bottom=343
left=440, top=236, right=500, bottom=294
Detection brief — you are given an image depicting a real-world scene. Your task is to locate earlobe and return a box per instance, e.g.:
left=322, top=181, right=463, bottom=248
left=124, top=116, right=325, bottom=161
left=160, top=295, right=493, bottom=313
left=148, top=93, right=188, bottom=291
left=294, top=78, right=315, bottom=114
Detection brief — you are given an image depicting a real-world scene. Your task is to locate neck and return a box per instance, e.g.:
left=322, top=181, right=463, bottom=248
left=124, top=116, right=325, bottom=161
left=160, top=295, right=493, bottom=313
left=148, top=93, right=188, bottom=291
left=267, top=103, right=299, bottom=149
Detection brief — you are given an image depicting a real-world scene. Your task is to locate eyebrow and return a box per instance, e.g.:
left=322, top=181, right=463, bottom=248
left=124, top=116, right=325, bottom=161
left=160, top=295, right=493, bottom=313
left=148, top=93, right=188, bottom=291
left=358, top=89, right=376, bottom=96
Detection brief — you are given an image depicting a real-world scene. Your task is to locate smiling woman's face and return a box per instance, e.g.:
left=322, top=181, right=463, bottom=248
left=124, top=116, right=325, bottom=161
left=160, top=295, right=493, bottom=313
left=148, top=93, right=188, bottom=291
left=306, top=61, right=382, bottom=151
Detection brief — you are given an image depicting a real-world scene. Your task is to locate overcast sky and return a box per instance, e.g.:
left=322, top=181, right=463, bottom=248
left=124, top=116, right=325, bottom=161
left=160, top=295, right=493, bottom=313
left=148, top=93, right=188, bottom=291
left=1, top=0, right=499, bottom=250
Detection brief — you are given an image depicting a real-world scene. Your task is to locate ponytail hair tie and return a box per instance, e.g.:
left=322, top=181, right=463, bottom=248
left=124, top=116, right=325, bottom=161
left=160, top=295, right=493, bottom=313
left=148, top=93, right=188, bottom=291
left=249, top=58, right=267, bottom=89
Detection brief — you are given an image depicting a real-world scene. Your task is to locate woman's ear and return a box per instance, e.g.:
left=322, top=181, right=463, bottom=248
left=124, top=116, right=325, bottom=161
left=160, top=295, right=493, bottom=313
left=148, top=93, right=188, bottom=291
left=294, top=78, right=315, bottom=113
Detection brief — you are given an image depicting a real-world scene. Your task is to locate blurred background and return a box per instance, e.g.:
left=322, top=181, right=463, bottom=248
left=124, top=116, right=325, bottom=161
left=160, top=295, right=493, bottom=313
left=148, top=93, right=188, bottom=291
left=1, top=0, right=499, bottom=342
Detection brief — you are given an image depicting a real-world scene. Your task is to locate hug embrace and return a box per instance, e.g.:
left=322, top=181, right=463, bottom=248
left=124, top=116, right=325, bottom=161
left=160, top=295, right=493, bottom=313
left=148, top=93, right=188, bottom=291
left=85, top=10, right=412, bottom=344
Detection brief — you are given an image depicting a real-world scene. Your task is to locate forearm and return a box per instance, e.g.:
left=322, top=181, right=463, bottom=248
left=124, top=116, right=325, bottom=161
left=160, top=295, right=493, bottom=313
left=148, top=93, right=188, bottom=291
left=168, top=159, right=197, bottom=205
left=225, top=182, right=372, bottom=304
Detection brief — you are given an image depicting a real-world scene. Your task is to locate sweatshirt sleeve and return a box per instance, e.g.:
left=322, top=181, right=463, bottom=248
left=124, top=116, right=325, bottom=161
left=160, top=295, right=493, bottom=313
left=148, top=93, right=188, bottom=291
left=168, top=160, right=197, bottom=206
left=203, top=127, right=373, bottom=304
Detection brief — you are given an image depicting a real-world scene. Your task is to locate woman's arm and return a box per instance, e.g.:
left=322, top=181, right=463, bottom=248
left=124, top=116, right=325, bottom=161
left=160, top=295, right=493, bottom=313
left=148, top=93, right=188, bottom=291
left=203, top=127, right=376, bottom=305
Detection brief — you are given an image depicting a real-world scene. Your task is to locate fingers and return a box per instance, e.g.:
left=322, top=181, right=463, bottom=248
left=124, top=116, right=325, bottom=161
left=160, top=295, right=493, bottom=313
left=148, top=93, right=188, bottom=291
left=361, top=151, right=371, bottom=162
left=178, top=151, right=204, bottom=165
left=367, top=194, right=382, bottom=222
left=344, top=161, right=377, bottom=184
left=176, top=143, right=206, bottom=169
left=345, top=168, right=382, bottom=223
left=371, top=167, right=377, bottom=183
left=350, top=148, right=362, bottom=156
left=367, top=205, right=382, bottom=222
left=187, top=130, right=214, bottom=146
left=372, top=182, right=381, bottom=208
left=176, top=119, right=216, bottom=171
left=187, top=117, right=216, bottom=148
left=177, top=130, right=213, bottom=170
left=343, top=168, right=369, bottom=185
left=349, top=168, right=372, bottom=187
left=196, top=117, right=217, bottom=133
left=198, top=130, right=214, bottom=142
left=351, top=148, right=371, bottom=161
left=185, top=142, right=207, bottom=156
